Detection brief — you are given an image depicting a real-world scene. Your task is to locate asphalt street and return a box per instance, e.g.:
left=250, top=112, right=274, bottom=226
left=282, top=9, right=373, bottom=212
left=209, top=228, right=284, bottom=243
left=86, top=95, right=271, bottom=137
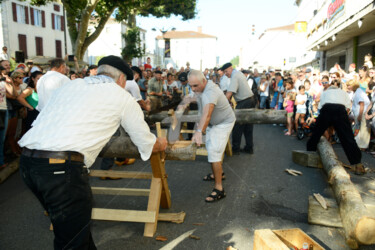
left=0, top=124, right=374, bottom=250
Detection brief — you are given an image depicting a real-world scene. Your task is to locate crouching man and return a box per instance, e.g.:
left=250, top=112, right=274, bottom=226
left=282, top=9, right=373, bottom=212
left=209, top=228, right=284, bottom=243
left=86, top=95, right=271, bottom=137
left=186, top=70, right=236, bottom=202
left=18, top=55, right=167, bottom=249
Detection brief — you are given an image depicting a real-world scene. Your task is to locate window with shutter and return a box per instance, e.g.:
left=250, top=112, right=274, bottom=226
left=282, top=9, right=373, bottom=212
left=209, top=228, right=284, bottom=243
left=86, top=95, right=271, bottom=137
left=25, top=6, right=29, bottom=24
left=42, top=11, right=45, bottom=27
left=60, top=16, right=65, bottom=31
left=35, top=37, right=43, bottom=56
left=55, top=40, right=62, bottom=58
left=51, top=13, right=55, bottom=29
left=18, top=34, right=28, bottom=59
left=54, top=4, right=60, bottom=12
left=33, top=9, right=42, bottom=27
left=30, top=7, right=34, bottom=25
left=12, top=2, right=17, bottom=22
left=16, top=4, right=26, bottom=24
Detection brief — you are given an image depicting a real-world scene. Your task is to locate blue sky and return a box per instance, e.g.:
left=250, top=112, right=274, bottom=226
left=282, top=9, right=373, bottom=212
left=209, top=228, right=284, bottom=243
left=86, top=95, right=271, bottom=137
left=137, top=0, right=298, bottom=63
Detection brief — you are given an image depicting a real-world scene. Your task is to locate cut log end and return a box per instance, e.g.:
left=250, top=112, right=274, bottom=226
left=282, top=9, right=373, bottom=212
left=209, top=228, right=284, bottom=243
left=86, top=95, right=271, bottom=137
left=355, top=217, right=375, bottom=245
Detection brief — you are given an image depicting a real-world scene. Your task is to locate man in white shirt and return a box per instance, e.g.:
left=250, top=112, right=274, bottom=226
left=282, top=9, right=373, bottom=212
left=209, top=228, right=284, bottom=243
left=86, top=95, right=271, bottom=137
left=36, top=58, right=70, bottom=111
left=307, top=84, right=364, bottom=175
left=218, top=68, right=230, bottom=92
left=0, top=47, right=9, bottom=60
left=18, top=55, right=167, bottom=249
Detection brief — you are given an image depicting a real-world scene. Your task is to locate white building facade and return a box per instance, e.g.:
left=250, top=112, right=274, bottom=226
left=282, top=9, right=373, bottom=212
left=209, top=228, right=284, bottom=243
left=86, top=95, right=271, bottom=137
left=299, top=0, right=375, bottom=71
left=86, top=18, right=147, bottom=66
left=155, top=30, right=217, bottom=70
left=239, top=24, right=305, bottom=71
left=0, top=0, right=72, bottom=61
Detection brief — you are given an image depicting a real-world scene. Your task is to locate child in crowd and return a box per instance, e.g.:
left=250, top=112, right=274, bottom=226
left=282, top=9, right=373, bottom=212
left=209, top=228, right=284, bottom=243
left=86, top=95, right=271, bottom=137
left=283, top=92, right=295, bottom=135
left=295, top=85, right=307, bottom=131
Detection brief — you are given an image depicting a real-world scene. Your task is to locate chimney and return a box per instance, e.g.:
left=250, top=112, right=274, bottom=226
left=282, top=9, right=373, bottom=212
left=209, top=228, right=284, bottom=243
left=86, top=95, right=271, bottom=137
left=198, top=26, right=202, bottom=33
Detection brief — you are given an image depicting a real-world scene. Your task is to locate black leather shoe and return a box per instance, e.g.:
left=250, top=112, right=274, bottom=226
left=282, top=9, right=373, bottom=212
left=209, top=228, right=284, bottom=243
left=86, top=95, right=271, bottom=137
left=241, top=148, right=254, bottom=154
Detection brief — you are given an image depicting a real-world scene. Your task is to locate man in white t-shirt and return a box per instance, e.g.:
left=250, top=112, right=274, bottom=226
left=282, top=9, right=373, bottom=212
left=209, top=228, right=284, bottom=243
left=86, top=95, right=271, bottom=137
left=183, top=70, right=235, bottom=202
left=36, top=58, right=70, bottom=111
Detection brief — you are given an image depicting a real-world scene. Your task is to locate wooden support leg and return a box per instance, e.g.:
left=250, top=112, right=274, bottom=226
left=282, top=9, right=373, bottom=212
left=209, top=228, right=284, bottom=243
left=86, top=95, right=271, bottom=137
left=144, top=177, right=162, bottom=237
left=150, top=153, right=171, bottom=209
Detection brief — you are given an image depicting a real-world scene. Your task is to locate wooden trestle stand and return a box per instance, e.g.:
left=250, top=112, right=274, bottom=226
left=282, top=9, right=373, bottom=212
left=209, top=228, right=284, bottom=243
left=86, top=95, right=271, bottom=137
left=90, top=122, right=185, bottom=237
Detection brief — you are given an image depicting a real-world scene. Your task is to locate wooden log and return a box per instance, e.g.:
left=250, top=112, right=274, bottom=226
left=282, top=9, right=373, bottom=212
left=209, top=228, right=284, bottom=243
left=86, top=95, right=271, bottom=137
left=317, top=137, right=375, bottom=248
left=0, top=159, right=19, bottom=184
left=146, top=109, right=287, bottom=124
left=99, top=127, right=196, bottom=161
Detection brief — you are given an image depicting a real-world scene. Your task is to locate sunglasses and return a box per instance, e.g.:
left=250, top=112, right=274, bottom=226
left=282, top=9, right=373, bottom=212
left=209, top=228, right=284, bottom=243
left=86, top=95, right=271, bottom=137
left=322, top=81, right=329, bottom=84
left=17, top=77, right=23, bottom=79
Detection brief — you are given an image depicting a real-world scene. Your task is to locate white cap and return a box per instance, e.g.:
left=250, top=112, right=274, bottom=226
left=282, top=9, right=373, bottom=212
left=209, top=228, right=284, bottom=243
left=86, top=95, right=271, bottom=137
left=30, top=66, right=40, bottom=73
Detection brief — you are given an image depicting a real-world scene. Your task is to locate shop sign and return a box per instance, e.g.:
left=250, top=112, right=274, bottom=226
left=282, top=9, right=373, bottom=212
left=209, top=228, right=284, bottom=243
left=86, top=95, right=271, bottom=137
left=327, top=0, right=345, bottom=25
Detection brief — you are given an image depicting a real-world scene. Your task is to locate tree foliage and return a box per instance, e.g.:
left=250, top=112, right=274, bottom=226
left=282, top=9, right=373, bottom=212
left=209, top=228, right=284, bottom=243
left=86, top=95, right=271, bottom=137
left=121, top=26, right=145, bottom=62
left=23, top=0, right=197, bottom=60
left=230, top=56, right=240, bottom=68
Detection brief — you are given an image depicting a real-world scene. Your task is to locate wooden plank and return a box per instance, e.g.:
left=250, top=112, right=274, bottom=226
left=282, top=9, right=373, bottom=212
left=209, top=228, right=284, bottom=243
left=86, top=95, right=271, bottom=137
left=144, top=178, right=162, bottom=237
left=89, top=170, right=152, bottom=179
left=158, top=212, right=186, bottom=224
left=292, top=150, right=322, bottom=168
left=308, top=196, right=343, bottom=228
left=253, top=229, right=289, bottom=250
left=91, top=187, right=150, bottom=196
left=92, top=208, right=156, bottom=223
left=180, top=129, right=195, bottom=134
left=150, top=153, right=171, bottom=209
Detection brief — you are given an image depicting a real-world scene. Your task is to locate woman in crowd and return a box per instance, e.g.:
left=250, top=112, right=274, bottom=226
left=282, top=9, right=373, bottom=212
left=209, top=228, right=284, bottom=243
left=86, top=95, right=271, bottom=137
left=17, top=70, right=43, bottom=132
left=358, top=66, right=371, bottom=94
left=0, top=67, right=14, bottom=169
left=6, top=71, right=26, bottom=156
left=352, top=81, right=371, bottom=150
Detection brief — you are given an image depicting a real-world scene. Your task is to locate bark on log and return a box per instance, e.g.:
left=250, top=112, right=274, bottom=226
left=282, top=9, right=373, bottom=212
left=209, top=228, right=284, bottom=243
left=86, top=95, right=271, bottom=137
left=146, top=109, right=287, bottom=125
left=99, top=128, right=196, bottom=161
left=317, top=137, right=375, bottom=248
left=0, top=159, right=19, bottom=184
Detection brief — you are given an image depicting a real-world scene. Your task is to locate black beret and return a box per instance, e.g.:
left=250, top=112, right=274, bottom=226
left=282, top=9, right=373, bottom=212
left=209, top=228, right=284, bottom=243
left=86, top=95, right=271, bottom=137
left=221, top=62, right=232, bottom=71
left=154, top=70, right=162, bottom=74
left=131, top=66, right=142, bottom=78
left=98, top=55, right=133, bottom=80
left=178, top=72, right=188, bottom=82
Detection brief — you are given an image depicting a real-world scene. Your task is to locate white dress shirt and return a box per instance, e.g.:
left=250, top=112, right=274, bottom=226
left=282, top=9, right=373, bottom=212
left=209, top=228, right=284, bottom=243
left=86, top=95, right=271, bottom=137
left=19, top=75, right=156, bottom=167
left=36, top=71, right=70, bottom=111
left=318, top=86, right=352, bottom=110
left=125, top=80, right=142, bottom=101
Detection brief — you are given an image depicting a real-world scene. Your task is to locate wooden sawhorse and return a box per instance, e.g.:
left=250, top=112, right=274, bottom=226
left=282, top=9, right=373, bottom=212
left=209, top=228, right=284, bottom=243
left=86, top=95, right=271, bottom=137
left=90, top=123, right=185, bottom=237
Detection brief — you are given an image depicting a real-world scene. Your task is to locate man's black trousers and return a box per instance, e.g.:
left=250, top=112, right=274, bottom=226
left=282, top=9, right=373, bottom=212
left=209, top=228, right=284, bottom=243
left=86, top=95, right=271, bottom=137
left=306, top=104, right=361, bottom=165
left=20, top=155, right=96, bottom=250
left=232, top=97, right=256, bottom=152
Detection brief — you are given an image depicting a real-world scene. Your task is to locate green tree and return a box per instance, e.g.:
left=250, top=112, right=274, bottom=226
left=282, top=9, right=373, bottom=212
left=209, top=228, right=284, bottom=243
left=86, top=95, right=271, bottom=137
left=121, top=26, right=145, bottom=62
left=23, top=0, right=197, bottom=60
left=230, top=56, right=239, bottom=68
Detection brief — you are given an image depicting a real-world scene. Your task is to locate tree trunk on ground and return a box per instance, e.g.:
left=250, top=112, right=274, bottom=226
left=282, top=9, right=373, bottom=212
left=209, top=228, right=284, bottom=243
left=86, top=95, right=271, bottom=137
left=146, top=109, right=287, bottom=125
left=317, top=137, right=375, bottom=249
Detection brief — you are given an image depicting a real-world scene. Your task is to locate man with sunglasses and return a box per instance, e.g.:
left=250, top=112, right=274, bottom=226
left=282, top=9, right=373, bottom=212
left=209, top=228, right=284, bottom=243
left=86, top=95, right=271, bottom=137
left=307, top=77, right=365, bottom=175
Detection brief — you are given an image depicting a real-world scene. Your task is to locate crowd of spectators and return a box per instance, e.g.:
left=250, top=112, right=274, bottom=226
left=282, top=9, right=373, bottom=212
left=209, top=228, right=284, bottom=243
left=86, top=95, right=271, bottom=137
left=0, top=52, right=374, bottom=170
